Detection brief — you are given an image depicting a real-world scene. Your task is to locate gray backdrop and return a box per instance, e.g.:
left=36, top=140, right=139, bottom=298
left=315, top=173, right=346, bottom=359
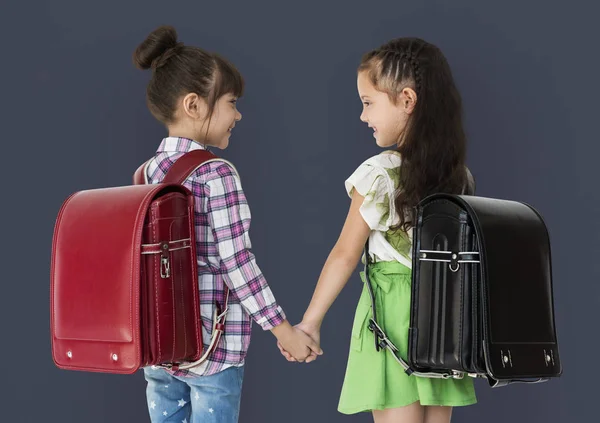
left=1, top=0, right=596, bottom=421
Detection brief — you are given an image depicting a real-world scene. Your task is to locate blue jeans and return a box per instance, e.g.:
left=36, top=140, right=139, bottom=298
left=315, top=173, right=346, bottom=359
left=143, top=365, right=244, bottom=423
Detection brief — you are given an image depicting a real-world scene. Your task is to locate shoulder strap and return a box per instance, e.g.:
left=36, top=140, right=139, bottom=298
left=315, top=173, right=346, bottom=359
left=133, top=160, right=150, bottom=185
left=163, top=150, right=218, bottom=185
left=162, top=149, right=232, bottom=369
left=134, top=150, right=240, bottom=186
left=463, top=167, right=476, bottom=195
left=134, top=148, right=232, bottom=370
left=364, top=240, right=460, bottom=379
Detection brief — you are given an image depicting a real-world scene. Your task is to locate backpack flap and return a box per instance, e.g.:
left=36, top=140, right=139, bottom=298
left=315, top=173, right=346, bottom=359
left=50, top=183, right=192, bottom=373
left=457, top=195, right=562, bottom=385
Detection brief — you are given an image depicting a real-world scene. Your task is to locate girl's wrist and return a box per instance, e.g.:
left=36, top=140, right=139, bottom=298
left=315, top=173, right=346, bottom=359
left=301, top=313, right=323, bottom=330
left=270, top=319, right=293, bottom=341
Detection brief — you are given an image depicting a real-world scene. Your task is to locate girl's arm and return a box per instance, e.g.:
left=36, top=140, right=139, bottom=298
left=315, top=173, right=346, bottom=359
left=204, top=164, right=320, bottom=361
left=278, top=189, right=371, bottom=362
left=302, top=189, right=371, bottom=333
left=204, top=165, right=286, bottom=330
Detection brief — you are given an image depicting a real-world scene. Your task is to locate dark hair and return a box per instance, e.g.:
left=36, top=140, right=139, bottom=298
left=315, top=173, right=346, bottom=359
left=133, top=25, right=244, bottom=129
left=358, top=37, right=471, bottom=232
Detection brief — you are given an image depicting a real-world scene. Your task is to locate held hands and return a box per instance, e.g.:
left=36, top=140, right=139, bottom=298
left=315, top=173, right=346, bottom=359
left=276, top=321, right=322, bottom=363
left=272, top=320, right=322, bottom=363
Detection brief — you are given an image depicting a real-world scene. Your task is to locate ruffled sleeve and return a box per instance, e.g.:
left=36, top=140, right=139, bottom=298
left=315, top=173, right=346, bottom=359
left=344, top=158, right=396, bottom=231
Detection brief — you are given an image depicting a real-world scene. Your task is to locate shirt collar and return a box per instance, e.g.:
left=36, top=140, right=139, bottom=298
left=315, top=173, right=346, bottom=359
left=156, top=137, right=207, bottom=154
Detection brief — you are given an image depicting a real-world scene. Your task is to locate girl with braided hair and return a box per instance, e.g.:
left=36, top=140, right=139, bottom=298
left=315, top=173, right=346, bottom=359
left=278, top=38, right=477, bottom=422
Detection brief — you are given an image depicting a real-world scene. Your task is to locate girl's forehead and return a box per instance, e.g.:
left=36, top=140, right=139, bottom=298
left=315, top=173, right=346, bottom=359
left=357, top=73, right=375, bottom=91
left=357, top=73, right=382, bottom=98
left=218, top=92, right=237, bottom=101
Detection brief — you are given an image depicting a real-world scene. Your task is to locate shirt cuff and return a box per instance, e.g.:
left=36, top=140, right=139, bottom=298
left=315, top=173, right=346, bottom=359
left=254, top=305, right=287, bottom=331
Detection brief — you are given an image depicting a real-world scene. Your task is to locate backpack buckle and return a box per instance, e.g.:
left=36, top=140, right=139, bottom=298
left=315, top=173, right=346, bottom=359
left=160, top=242, right=171, bottom=278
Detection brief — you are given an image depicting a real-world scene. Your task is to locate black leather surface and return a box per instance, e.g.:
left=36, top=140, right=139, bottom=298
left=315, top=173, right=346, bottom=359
left=409, top=194, right=562, bottom=383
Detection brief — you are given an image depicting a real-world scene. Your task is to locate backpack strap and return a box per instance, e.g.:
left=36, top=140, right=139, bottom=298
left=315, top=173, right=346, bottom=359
left=133, top=160, right=150, bottom=185
left=162, top=150, right=218, bottom=184
left=363, top=239, right=463, bottom=379
left=135, top=149, right=233, bottom=370
left=133, top=150, right=219, bottom=185
left=463, top=167, right=476, bottom=195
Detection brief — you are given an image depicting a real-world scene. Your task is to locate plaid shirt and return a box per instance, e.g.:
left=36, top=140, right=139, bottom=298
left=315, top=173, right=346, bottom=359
left=145, top=137, right=286, bottom=376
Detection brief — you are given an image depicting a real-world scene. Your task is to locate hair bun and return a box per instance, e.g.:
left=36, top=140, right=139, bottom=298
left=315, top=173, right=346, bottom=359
left=133, top=25, right=180, bottom=70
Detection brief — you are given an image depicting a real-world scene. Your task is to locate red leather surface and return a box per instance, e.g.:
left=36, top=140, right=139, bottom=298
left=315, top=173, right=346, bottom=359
left=141, top=191, right=202, bottom=366
left=51, top=183, right=202, bottom=373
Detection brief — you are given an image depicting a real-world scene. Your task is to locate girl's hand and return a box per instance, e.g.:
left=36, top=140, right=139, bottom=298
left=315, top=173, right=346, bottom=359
left=272, top=320, right=322, bottom=362
left=277, top=321, right=322, bottom=363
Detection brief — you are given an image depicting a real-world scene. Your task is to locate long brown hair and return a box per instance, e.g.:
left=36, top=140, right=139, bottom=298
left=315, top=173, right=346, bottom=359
left=359, top=37, right=471, bottom=232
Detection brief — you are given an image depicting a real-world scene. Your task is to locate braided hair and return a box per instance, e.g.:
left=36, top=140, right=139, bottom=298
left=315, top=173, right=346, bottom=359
left=358, top=38, right=469, bottom=232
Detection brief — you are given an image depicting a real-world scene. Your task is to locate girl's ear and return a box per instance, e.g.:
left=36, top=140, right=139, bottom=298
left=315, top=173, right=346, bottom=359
left=182, top=93, right=208, bottom=120
left=399, top=87, right=418, bottom=115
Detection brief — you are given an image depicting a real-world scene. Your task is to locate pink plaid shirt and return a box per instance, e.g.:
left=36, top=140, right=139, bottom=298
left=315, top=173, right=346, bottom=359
left=145, top=137, right=286, bottom=376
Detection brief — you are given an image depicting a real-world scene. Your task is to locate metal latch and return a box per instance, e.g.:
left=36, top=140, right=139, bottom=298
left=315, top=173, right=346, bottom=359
left=160, top=242, right=170, bottom=278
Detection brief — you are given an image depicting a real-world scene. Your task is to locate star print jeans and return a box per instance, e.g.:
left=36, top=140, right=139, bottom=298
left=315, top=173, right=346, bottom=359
left=143, top=365, right=244, bottom=423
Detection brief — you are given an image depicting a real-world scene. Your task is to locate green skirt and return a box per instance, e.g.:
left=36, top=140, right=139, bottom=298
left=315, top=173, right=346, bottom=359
left=338, top=260, right=477, bottom=414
